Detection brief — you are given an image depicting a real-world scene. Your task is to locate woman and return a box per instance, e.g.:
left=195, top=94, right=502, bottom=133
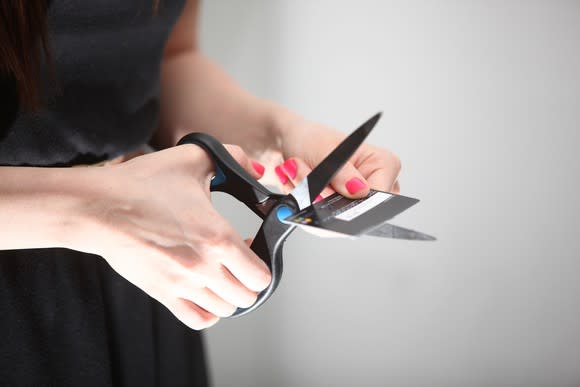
left=0, top=0, right=401, bottom=385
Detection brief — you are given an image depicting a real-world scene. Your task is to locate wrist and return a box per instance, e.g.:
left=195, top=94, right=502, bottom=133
left=265, top=103, right=306, bottom=142
left=262, top=103, right=319, bottom=163
left=0, top=166, right=101, bottom=251
left=265, top=105, right=342, bottom=160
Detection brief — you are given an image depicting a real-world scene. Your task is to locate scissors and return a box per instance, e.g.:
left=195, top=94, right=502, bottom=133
left=177, top=112, right=434, bottom=317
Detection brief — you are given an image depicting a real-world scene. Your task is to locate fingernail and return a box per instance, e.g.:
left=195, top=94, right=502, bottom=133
left=281, top=159, right=297, bottom=179
left=275, top=165, right=289, bottom=184
left=251, top=161, right=265, bottom=177
left=313, top=195, right=323, bottom=204
left=345, top=177, right=367, bottom=195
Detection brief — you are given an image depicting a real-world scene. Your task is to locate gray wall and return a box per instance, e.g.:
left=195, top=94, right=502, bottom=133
left=199, top=1, right=580, bottom=386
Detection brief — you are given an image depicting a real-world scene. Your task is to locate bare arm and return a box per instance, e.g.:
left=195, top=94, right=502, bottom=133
left=0, top=167, right=90, bottom=250
left=155, top=0, right=292, bottom=163
left=0, top=145, right=271, bottom=330
left=155, top=0, right=401, bottom=198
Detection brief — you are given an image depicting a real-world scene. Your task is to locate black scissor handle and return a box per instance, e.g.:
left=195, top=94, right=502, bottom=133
left=232, top=202, right=296, bottom=317
left=177, top=133, right=296, bottom=317
left=178, top=132, right=272, bottom=215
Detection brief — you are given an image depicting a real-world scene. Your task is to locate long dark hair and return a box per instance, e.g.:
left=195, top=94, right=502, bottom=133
left=0, top=1, right=51, bottom=110
left=0, top=0, right=161, bottom=110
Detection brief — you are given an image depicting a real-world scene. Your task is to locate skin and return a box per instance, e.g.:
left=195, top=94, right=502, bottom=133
left=0, top=0, right=401, bottom=330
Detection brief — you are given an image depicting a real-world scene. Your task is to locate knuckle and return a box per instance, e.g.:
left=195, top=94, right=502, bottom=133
left=390, top=152, right=402, bottom=172
left=198, top=225, right=235, bottom=256
left=166, top=266, right=188, bottom=289
left=162, top=243, right=201, bottom=272
left=376, top=149, right=401, bottom=173
left=158, top=263, right=196, bottom=292
left=205, top=220, right=235, bottom=244
left=395, top=156, right=402, bottom=172
left=174, top=271, right=204, bottom=294
left=203, top=233, right=234, bottom=256
left=177, top=255, right=204, bottom=273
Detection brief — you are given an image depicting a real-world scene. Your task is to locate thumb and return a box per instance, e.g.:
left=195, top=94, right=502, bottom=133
left=330, top=161, right=371, bottom=199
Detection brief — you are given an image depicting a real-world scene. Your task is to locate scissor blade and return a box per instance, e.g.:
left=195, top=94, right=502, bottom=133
left=290, top=112, right=382, bottom=210
left=366, top=223, right=436, bottom=241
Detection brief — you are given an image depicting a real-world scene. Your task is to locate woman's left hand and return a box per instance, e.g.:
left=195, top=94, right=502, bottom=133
left=269, top=117, right=401, bottom=202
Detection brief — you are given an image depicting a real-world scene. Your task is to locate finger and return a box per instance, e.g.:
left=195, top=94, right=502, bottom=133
left=276, top=158, right=335, bottom=200
left=216, top=237, right=272, bottom=293
left=204, top=230, right=271, bottom=291
left=328, top=161, right=371, bottom=199
left=203, top=264, right=258, bottom=308
left=391, top=180, right=400, bottom=194
left=359, top=161, right=401, bottom=194
left=355, top=150, right=401, bottom=193
left=166, top=298, right=220, bottom=330
left=224, top=144, right=265, bottom=179
left=180, top=287, right=237, bottom=318
left=244, top=238, right=254, bottom=246
left=274, top=162, right=294, bottom=194
left=198, top=212, right=271, bottom=296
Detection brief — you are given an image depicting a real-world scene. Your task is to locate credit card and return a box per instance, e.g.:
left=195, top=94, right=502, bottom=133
left=284, top=189, right=419, bottom=236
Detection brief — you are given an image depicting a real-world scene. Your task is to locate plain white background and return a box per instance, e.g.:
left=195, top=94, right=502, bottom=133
left=199, top=1, right=580, bottom=386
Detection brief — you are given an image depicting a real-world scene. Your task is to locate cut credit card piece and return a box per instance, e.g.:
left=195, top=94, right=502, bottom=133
left=284, top=189, right=419, bottom=237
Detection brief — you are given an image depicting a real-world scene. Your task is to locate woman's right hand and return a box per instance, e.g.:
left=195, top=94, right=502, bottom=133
left=71, top=144, right=271, bottom=330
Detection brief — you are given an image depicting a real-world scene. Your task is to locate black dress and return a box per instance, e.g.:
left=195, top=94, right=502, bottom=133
left=0, top=1, right=209, bottom=385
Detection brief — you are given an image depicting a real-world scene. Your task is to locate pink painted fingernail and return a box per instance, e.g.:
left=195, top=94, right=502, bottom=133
left=313, top=195, right=323, bottom=204
left=252, top=161, right=265, bottom=177
left=281, top=159, right=298, bottom=179
left=275, top=165, right=289, bottom=184
left=345, top=177, right=367, bottom=194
